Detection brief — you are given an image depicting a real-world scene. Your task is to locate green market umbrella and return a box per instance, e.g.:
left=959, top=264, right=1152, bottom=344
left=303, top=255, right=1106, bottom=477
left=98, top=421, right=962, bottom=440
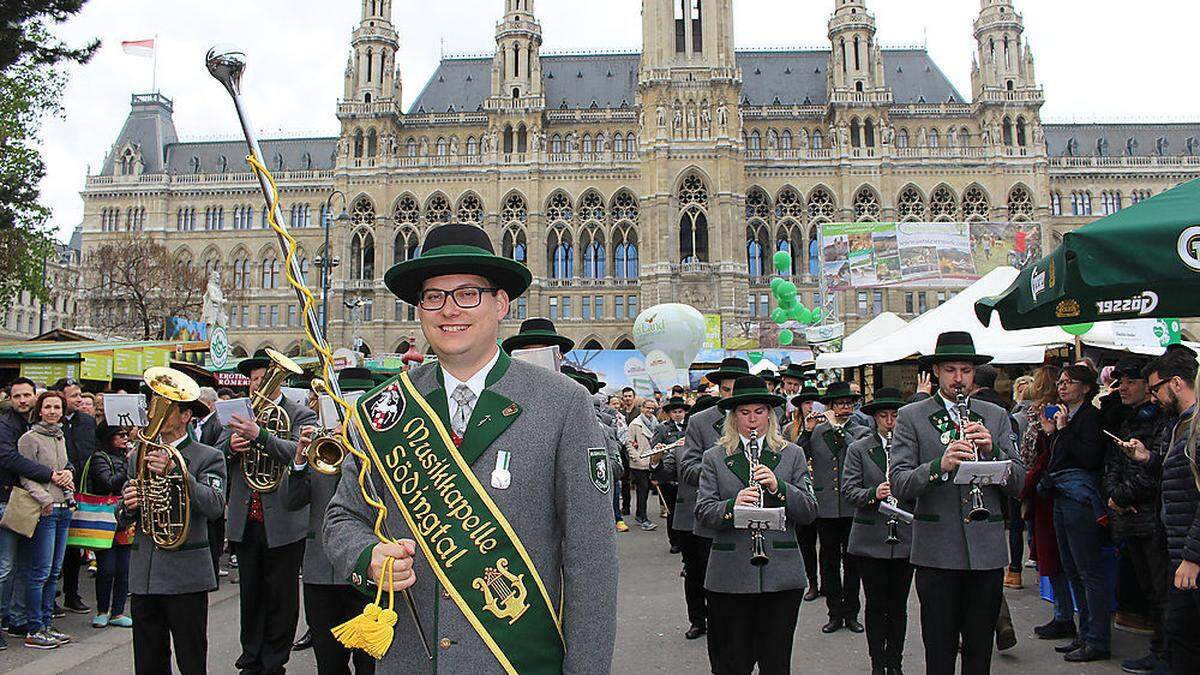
left=977, top=177, right=1200, bottom=329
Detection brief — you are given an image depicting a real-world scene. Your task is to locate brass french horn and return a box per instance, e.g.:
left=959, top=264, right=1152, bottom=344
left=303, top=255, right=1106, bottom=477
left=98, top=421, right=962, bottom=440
left=242, top=348, right=303, bottom=492
left=132, top=367, right=201, bottom=550
left=305, top=378, right=349, bottom=475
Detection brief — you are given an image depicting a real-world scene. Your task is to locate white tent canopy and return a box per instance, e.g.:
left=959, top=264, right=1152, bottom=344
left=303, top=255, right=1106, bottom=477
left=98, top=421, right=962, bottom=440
left=842, top=312, right=908, bottom=353
left=816, top=267, right=1070, bottom=369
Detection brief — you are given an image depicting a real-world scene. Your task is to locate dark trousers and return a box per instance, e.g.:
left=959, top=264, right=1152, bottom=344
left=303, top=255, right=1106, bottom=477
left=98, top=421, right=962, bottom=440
left=131, top=591, right=209, bottom=675
left=628, top=468, right=651, bottom=522
left=62, top=545, right=83, bottom=602
left=620, top=461, right=631, bottom=513
left=914, top=566, right=1003, bottom=675
left=678, top=531, right=711, bottom=628
left=94, top=544, right=131, bottom=616
left=233, top=520, right=305, bottom=674
left=797, top=524, right=819, bottom=590
left=208, top=516, right=226, bottom=586
left=706, top=589, right=804, bottom=675
left=816, top=517, right=860, bottom=620
left=660, top=483, right=679, bottom=545
left=612, top=479, right=623, bottom=521
left=1124, top=531, right=1170, bottom=657
left=1167, top=586, right=1200, bottom=675
left=1054, top=497, right=1112, bottom=652
left=1007, top=498, right=1024, bottom=573
left=304, top=584, right=376, bottom=675
left=858, top=556, right=914, bottom=670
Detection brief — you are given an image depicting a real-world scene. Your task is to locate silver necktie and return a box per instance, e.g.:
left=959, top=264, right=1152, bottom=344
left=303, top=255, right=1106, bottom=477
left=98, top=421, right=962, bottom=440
left=451, top=384, right=477, bottom=437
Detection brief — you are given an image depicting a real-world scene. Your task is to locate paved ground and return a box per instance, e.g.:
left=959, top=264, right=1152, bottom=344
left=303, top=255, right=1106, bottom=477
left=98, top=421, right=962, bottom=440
left=3, top=509, right=1147, bottom=673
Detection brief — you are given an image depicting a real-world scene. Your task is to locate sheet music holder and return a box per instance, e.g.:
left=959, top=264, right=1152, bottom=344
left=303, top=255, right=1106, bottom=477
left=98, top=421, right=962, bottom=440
left=953, top=460, right=1012, bottom=486
left=879, top=500, right=914, bottom=524
left=733, top=505, right=786, bottom=532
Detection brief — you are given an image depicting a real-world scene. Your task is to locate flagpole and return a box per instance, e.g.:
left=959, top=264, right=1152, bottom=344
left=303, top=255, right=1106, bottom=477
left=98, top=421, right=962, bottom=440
left=152, top=34, right=158, bottom=93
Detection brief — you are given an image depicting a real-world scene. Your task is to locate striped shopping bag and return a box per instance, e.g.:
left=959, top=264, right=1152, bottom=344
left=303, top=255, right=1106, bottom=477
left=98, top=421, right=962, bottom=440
left=66, top=454, right=120, bottom=550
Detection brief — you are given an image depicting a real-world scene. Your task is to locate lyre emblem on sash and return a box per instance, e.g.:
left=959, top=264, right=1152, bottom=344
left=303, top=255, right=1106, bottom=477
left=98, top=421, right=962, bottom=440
left=473, top=557, right=529, bottom=625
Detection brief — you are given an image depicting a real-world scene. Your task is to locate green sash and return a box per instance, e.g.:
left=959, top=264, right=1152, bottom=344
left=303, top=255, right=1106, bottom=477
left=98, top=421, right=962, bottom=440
left=353, top=371, right=564, bottom=674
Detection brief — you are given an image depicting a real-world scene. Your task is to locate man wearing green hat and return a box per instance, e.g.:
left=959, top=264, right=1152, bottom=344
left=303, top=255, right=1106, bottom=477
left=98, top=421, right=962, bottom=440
left=500, top=317, right=575, bottom=357
left=324, top=223, right=617, bottom=673
left=805, top=380, right=870, bottom=634
left=889, top=331, right=1024, bottom=675
left=786, top=383, right=824, bottom=600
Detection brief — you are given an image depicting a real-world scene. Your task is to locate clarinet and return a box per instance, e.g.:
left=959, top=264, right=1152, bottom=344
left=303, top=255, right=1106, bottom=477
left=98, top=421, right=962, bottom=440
left=747, top=429, right=769, bottom=567
left=882, top=431, right=900, bottom=545
left=956, top=387, right=991, bottom=522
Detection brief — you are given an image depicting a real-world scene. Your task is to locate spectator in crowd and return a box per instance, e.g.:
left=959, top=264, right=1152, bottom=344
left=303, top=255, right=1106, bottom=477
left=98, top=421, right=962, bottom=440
left=0, top=377, right=54, bottom=651
left=217, top=388, right=235, bottom=401
left=1103, top=357, right=1169, bottom=673
left=1042, top=365, right=1111, bottom=662
left=51, top=378, right=95, bottom=616
left=78, top=393, right=96, bottom=417
left=626, top=399, right=662, bottom=531
left=88, top=423, right=133, bottom=629
left=1122, top=350, right=1200, bottom=674
left=15, top=390, right=75, bottom=649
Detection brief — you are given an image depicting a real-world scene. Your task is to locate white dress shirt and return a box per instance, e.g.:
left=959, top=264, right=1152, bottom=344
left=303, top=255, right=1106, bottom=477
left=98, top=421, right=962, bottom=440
left=442, top=347, right=501, bottom=424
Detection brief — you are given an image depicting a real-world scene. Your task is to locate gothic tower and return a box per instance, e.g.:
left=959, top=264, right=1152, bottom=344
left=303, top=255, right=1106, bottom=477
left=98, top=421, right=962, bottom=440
left=824, top=0, right=892, bottom=161
left=488, top=0, right=544, bottom=110
left=344, top=0, right=401, bottom=104
left=970, top=0, right=1044, bottom=152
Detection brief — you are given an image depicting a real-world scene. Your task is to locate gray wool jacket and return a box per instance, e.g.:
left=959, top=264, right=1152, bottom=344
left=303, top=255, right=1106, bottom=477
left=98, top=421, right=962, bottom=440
left=804, top=420, right=870, bottom=519
left=323, top=353, right=618, bottom=674
left=695, top=440, right=818, bottom=593
left=124, top=437, right=227, bottom=595
left=843, top=433, right=914, bottom=560
left=889, top=394, right=1025, bottom=571
left=675, top=405, right=725, bottom=534
left=220, top=395, right=318, bottom=548
left=281, top=464, right=340, bottom=585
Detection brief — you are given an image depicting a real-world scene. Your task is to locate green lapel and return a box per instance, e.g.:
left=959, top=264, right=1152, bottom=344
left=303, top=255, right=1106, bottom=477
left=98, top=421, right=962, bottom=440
left=822, top=427, right=847, bottom=456
left=724, top=449, right=750, bottom=486
left=760, top=447, right=781, bottom=471
left=866, top=437, right=887, bottom=472
left=433, top=350, right=521, bottom=466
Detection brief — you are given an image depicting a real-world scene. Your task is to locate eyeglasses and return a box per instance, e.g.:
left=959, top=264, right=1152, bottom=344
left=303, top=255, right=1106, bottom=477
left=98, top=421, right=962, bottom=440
left=829, top=399, right=855, bottom=408
left=1056, top=378, right=1081, bottom=387
left=417, top=286, right=499, bottom=311
left=1148, top=377, right=1175, bottom=396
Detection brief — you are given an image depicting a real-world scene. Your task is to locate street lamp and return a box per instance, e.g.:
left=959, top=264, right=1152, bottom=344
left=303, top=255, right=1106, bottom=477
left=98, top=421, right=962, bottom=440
left=317, top=190, right=352, bottom=336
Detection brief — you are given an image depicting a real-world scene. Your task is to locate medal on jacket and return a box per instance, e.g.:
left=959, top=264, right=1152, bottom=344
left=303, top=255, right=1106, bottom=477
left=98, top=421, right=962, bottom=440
left=491, top=449, right=512, bottom=490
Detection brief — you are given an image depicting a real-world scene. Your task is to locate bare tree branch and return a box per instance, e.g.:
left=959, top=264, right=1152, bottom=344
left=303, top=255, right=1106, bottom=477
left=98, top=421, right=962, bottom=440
left=82, top=234, right=208, bottom=339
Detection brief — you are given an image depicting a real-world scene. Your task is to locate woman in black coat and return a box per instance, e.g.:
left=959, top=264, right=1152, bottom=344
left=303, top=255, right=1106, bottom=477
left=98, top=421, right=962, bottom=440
left=87, top=423, right=133, bottom=628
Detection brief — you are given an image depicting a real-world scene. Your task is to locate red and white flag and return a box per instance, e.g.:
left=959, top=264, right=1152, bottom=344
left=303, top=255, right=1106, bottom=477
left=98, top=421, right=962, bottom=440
left=121, top=39, right=155, bottom=58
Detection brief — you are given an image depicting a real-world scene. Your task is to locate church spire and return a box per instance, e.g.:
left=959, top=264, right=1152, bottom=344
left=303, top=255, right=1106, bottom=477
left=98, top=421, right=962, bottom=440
left=345, top=0, right=400, bottom=103
left=489, top=0, right=544, bottom=110
left=826, top=0, right=889, bottom=102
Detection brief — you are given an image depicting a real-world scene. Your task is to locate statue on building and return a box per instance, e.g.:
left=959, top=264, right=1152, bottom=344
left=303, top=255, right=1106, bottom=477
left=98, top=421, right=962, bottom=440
left=716, top=101, right=728, bottom=130
left=673, top=105, right=683, bottom=135
left=657, top=104, right=667, bottom=129
left=202, top=270, right=229, bottom=329
left=687, top=103, right=698, bottom=138
left=450, top=136, right=459, bottom=156
left=699, top=103, right=711, bottom=136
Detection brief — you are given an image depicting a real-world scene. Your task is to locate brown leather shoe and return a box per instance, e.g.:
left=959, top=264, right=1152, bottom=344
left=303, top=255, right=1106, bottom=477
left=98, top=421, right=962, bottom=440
left=1003, top=570, right=1023, bottom=590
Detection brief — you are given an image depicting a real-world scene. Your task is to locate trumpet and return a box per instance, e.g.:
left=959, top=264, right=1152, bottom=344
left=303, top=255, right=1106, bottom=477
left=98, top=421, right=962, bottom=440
left=132, top=367, right=201, bottom=550
left=242, top=348, right=302, bottom=492
left=747, top=429, right=769, bottom=567
left=305, top=379, right=350, bottom=475
left=956, top=387, right=990, bottom=523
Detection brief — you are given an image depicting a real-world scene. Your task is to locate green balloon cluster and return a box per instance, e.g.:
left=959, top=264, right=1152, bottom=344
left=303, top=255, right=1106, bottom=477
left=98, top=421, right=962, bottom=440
left=1061, top=322, right=1094, bottom=337
left=769, top=251, right=821, bottom=336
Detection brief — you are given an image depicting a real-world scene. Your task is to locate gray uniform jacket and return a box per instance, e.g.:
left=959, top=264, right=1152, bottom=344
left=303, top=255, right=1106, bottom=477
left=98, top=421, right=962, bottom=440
left=676, top=405, right=724, bottom=533
left=889, top=394, right=1025, bottom=571
left=220, top=396, right=318, bottom=548
left=124, top=437, right=227, bottom=595
left=281, top=465, right=340, bottom=585
left=843, top=434, right=913, bottom=560
left=324, top=354, right=618, bottom=674
left=805, top=420, right=870, bottom=519
left=695, top=440, right=818, bottom=593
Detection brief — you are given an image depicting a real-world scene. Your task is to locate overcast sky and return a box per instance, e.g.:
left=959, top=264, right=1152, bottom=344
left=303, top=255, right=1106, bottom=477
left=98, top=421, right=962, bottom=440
left=38, top=0, right=1200, bottom=242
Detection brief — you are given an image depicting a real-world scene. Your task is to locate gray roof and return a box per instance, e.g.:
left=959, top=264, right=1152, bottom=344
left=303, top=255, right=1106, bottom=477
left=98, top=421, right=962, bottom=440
left=1044, top=123, right=1200, bottom=158
left=162, top=137, right=337, bottom=175
left=409, top=48, right=964, bottom=113
left=101, top=94, right=178, bottom=174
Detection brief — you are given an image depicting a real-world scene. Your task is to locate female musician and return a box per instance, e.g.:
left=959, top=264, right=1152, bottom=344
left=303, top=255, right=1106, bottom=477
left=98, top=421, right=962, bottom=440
left=843, top=388, right=914, bottom=675
left=695, top=376, right=819, bottom=674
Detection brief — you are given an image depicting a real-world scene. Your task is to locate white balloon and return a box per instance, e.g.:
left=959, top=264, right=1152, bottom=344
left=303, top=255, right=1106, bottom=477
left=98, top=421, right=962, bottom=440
left=632, top=304, right=707, bottom=372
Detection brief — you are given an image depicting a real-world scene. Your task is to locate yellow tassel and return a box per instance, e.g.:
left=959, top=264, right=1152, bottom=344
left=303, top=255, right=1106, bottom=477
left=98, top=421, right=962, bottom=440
left=358, top=606, right=399, bottom=659
left=332, top=557, right=399, bottom=659
left=332, top=602, right=380, bottom=650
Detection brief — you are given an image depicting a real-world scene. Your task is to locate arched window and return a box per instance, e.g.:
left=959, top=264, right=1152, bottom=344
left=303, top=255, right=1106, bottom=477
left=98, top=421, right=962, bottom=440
left=930, top=186, right=957, bottom=221
left=232, top=254, right=251, bottom=289
left=406, top=137, right=418, bottom=156
left=1016, top=117, right=1028, bottom=146
left=547, top=226, right=574, bottom=279
left=853, top=187, right=881, bottom=221
left=1050, top=191, right=1062, bottom=216
left=746, top=224, right=769, bottom=278
left=579, top=191, right=606, bottom=223
left=897, top=128, right=909, bottom=148
left=928, top=128, right=940, bottom=149
left=501, top=193, right=528, bottom=224
left=1008, top=186, right=1034, bottom=221
left=776, top=187, right=804, bottom=221
left=367, top=129, right=378, bottom=157
left=503, top=125, right=514, bottom=154
left=436, top=137, right=448, bottom=156
left=749, top=130, right=761, bottom=150
left=775, top=222, right=803, bottom=275
left=581, top=225, right=606, bottom=279
left=614, top=133, right=626, bottom=153
left=897, top=186, right=926, bottom=221
left=546, top=192, right=574, bottom=223
left=959, top=127, right=970, bottom=148
left=502, top=226, right=528, bottom=264
left=551, top=134, right=563, bottom=155
left=611, top=190, right=639, bottom=223
left=351, top=197, right=375, bottom=227
left=962, top=186, right=990, bottom=221
left=582, top=134, right=594, bottom=154
left=261, top=256, right=280, bottom=289
left=746, top=187, right=771, bottom=221
left=426, top=194, right=451, bottom=225
left=613, top=223, right=639, bottom=279
left=626, top=133, right=636, bottom=152
left=807, top=187, right=836, bottom=223
left=393, top=194, right=419, bottom=225
left=678, top=173, right=709, bottom=263
left=466, top=136, right=478, bottom=156
left=1003, top=117, right=1014, bottom=146
left=350, top=230, right=375, bottom=281
left=864, top=119, right=876, bottom=147
left=812, top=130, right=823, bottom=150
left=850, top=118, right=861, bottom=148
left=456, top=193, right=483, bottom=224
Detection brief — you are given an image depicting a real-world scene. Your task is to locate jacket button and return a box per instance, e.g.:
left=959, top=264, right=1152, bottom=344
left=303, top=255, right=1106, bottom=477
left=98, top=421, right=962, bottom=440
left=442, top=589, right=450, bottom=600
left=439, top=637, right=452, bottom=650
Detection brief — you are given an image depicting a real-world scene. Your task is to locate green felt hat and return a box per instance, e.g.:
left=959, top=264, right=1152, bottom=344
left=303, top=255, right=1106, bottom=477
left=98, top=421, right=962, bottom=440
left=820, top=381, right=861, bottom=403
left=918, top=331, right=993, bottom=367
left=662, top=396, right=690, bottom=413
left=236, top=348, right=273, bottom=377
left=337, top=367, right=377, bottom=393
left=703, top=357, right=751, bottom=385
left=860, top=387, right=906, bottom=415
left=780, top=362, right=815, bottom=382
left=501, top=317, right=575, bottom=355
left=384, top=223, right=532, bottom=306
left=718, top=375, right=786, bottom=411
left=561, top=364, right=605, bottom=395
left=790, top=385, right=821, bottom=407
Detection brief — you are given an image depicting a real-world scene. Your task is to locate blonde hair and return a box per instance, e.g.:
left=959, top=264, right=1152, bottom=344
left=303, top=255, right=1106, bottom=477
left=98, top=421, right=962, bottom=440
left=1012, top=375, right=1034, bottom=402
left=719, top=405, right=787, bottom=455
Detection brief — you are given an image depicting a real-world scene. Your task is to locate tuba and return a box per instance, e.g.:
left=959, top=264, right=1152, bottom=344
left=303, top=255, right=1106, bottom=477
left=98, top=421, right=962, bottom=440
left=132, top=367, right=201, bottom=550
left=305, top=378, right=350, bottom=475
left=242, top=348, right=303, bottom=492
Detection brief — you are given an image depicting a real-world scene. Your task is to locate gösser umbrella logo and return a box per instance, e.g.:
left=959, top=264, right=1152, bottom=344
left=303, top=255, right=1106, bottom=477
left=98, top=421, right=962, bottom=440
left=1177, top=225, right=1200, bottom=271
